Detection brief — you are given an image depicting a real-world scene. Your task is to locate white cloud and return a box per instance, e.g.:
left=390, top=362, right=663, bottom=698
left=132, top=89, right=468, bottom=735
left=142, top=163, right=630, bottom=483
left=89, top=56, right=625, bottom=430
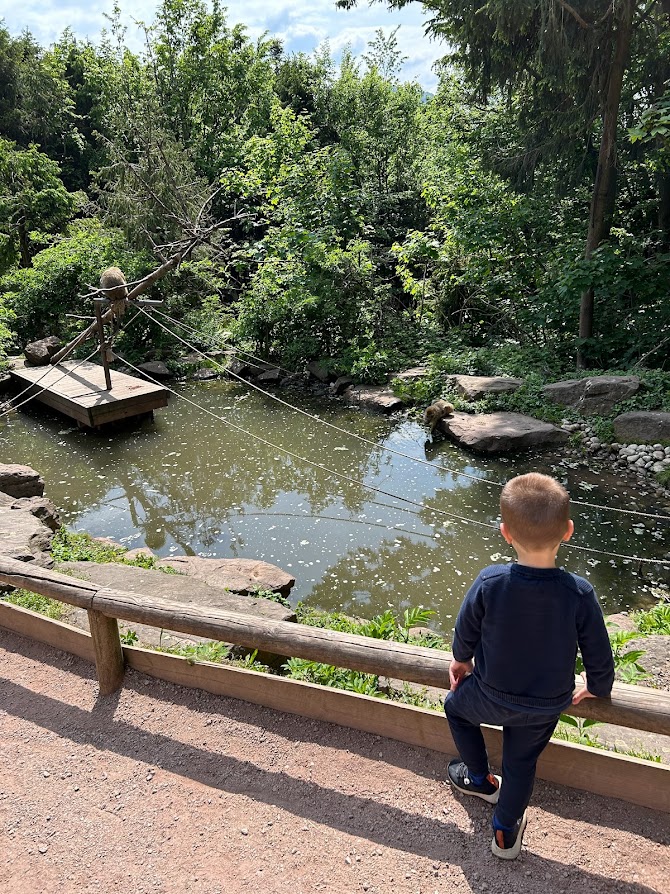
left=1, top=0, right=444, bottom=88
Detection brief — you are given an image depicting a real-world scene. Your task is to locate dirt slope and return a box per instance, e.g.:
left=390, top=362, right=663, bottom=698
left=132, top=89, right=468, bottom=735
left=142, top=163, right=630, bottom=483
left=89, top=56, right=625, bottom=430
left=1, top=630, right=668, bottom=894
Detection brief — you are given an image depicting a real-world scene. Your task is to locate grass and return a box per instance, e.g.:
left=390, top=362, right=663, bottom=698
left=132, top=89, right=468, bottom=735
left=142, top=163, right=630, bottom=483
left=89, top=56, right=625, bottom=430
left=4, top=588, right=64, bottom=620
left=51, top=529, right=178, bottom=573
left=632, top=599, right=670, bottom=635
left=551, top=721, right=662, bottom=762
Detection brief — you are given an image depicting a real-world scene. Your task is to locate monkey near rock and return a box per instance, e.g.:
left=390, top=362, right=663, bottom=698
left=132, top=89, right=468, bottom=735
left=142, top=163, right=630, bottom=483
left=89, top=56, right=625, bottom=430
left=423, top=399, right=454, bottom=434
left=99, top=266, right=128, bottom=318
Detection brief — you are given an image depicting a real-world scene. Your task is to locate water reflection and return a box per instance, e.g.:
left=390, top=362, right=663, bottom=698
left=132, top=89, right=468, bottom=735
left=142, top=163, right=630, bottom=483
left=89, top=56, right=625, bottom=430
left=1, top=378, right=668, bottom=627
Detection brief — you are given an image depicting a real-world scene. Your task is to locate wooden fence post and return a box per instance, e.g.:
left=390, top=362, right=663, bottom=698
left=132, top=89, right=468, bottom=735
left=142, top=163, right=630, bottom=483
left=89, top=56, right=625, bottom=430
left=87, top=609, right=125, bottom=695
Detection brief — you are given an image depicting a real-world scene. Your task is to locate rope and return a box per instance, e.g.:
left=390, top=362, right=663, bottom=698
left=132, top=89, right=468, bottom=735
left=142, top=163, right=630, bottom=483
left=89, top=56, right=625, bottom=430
left=116, top=352, right=670, bottom=566
left=142, top=307, right=670, bottom=524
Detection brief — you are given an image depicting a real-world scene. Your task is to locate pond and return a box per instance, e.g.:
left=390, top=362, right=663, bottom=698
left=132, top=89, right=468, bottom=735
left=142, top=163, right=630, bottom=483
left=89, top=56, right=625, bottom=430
left=1, top=378, right=668, bottom=633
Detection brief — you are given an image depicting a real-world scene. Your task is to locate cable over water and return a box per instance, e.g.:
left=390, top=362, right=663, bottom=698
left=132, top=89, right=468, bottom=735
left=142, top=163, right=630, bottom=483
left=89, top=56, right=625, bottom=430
left=116, top=352, right=670, bottom=567
left=141, top=306, right=670, bottom=524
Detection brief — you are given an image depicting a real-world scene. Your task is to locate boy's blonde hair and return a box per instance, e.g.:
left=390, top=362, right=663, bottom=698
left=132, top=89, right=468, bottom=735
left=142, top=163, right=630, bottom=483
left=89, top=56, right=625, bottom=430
left=500, top=473, right=570, bottom=550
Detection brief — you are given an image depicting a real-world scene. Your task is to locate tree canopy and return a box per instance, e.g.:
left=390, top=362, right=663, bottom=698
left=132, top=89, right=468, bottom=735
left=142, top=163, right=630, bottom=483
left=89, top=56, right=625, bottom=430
left=0, top=0, right=668, bottom=377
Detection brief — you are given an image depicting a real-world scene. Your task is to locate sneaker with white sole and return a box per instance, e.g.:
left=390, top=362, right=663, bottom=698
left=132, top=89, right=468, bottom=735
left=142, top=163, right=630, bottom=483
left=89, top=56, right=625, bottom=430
left=447, top=759, right=501, bottom=804
left=491, top=811, right=528, bottom=860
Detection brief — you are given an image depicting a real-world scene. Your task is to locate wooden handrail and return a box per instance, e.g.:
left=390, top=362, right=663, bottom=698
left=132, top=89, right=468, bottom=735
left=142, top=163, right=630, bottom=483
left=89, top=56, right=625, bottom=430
left=1, top=556, right=668, bottom=735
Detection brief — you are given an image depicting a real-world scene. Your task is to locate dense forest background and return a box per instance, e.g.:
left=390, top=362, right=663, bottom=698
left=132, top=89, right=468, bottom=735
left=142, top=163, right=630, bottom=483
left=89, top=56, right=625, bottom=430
left=1, top=0, right=669, bottom=390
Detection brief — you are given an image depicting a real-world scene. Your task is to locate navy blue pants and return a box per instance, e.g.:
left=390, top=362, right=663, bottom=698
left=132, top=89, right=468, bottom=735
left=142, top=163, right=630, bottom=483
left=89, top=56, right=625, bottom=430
left=444, top=674, right=560, bottom=828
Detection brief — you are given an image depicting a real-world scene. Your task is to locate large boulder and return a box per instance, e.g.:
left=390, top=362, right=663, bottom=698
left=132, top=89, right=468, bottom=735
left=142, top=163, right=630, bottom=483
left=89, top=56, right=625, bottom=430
left=542, top=376, right=640, bottom=415
left=0, top=492, right=54, bottom=567
left=449, top=375, right=523, bottom=401
left=0, top=464, right=44, bottom=498
left=256, top=367, right=282, bottom=385
left=137, top=361, right=172, bottom=380
left=23, top=336, right=61, bottom=366
left=306, top=360, right=334, bottom=383
left=613, top=412, right=670, bottom=444
left=10, top=496, right=61, bottom=532
left=343, top=386, right=404, bottom=414
left=440, top=411, right=569, bottom=453
left=58, top=560, right=295, bottom=617
left=157, top=555, right=296, bottom=598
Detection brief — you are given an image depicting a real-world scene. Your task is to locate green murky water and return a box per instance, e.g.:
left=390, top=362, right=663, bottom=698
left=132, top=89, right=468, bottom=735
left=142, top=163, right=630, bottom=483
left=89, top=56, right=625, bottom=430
left=1, top=379, right=668, bottom=631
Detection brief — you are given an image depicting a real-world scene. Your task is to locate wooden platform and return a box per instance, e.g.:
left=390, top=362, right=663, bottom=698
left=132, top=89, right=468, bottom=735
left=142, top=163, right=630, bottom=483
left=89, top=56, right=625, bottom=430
left=10, top=360, right=169, bottom=427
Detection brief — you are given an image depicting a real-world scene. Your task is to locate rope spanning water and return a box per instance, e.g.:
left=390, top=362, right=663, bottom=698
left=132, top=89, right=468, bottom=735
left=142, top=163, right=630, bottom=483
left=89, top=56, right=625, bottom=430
left=116, top=351, right=670, bottom=566
left=142, top=306, right=670, bottom=525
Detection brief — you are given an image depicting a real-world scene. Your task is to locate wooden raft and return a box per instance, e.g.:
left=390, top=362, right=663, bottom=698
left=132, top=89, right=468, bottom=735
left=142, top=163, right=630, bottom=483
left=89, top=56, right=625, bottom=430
left=10, top=359, right=169, bottom=427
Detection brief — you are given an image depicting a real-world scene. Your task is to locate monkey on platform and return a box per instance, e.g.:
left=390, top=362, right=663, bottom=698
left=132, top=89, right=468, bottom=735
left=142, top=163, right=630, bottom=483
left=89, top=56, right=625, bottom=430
left=423, top=399, right=454, bottom=435
left=99, top=266, right=128, bottom=318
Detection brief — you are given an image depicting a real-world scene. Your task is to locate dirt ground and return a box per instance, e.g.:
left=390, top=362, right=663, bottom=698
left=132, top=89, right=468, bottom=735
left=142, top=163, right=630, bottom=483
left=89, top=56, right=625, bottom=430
left=1, top=630, right=669, bottom=894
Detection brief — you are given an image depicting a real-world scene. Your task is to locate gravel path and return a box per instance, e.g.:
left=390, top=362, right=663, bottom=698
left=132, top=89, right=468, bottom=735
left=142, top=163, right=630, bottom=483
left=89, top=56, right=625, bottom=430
left=1, top=630, right=669, bottom=894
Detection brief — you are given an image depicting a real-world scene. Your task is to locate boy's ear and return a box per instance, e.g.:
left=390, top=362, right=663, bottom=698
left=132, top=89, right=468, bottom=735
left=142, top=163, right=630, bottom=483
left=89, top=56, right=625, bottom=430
left=562, top=519, right=575, bottom=542
left=500, top=522, right=513, bottom=545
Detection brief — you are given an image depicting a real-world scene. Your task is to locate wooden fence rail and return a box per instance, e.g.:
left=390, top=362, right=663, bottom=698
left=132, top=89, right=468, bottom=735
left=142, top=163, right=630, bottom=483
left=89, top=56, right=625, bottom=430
left=1, top=556, right=669, bottom=737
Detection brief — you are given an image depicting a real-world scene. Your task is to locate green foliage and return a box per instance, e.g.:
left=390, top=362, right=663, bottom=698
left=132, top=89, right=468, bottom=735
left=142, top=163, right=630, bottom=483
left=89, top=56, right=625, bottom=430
left=632, top=600, right=670, bottom=635
left=0, top=139, right=79, bottom=274
left=3, top=588, right=64, bottom=620
left=120, top=628, right=139, bottom=645
left=247, top=587, right=291, bottom=609
left=284, top=658, right=382, bottom=696
left=0, top=219, right=150, bottom=344
left=51, top=529, right=176, bottom=573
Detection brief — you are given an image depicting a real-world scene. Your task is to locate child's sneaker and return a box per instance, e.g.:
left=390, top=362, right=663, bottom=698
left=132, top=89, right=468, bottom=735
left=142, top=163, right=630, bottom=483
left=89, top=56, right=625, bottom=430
left=491, top=812, right=527, bottom=860
left=447, top=759, right=501, bottom=804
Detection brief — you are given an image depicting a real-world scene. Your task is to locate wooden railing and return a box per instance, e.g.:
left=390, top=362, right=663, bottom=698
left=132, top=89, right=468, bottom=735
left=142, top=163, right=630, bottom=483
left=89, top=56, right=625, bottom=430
left=1, top=556, right=668, bottom=737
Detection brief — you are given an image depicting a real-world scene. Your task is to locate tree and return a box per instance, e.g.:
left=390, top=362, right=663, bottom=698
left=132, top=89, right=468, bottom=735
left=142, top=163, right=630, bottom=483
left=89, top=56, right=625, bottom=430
left=339, top=0, right=670, bottom=363
left=0, top=140, right=78, bottom=273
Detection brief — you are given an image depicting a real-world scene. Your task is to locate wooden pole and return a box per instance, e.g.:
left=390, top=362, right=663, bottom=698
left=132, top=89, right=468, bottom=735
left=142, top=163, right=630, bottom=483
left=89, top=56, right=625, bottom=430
left=94, top=300, right=112, bottom=391
left=50, top=243, right=195, bottom=367
left=87, top=609, right=125, bottom=695
left=0, top=556, right=668, bottom=735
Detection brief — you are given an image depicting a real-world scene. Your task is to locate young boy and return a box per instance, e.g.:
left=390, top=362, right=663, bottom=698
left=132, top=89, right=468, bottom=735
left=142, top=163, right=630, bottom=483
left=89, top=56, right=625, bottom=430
left=444, top=472, right=614, bottom=859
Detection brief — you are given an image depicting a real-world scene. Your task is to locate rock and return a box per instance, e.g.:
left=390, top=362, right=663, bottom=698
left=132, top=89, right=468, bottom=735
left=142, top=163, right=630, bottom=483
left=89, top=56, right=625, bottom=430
left=23, top=336, right=62, bottom=366
left=449, top=375, right=523, bottom=401
left=306, top=360, right=334, bottom=383
left=343, top=386, right=404, bottom=414
left=191, top=367, right=219, bottom=381
left=58, top=560, right=295, bottom=666
left=226, top=358, right=255, bottom=378
left=0, top=464, right=44, bottom=498
left=124, top=547, right=156, bottom=561
left=393, top=367, right=429, bottom=382
left=614, top=412, right=670, bottom=443
left=136, top=361, right=172, bottom=380
left=279, top=373, right=307, bottom=389
left=542, top=376, right=640, bottom=415
left=157, top=555, right=295, bottom=599
left=0, top=493, right=54, bottom=567
left=330, top=376, right=354, bottom=396
left=10, top=496, right=61, bottom=531
left=440, top=411, right=569, bottom=453
left=256, top=368, right=282, bottom=385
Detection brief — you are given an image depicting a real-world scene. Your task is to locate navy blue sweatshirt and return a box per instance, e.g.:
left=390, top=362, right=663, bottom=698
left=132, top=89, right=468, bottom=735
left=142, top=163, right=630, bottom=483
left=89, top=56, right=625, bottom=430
left=452, top=563, right=615, bottom=714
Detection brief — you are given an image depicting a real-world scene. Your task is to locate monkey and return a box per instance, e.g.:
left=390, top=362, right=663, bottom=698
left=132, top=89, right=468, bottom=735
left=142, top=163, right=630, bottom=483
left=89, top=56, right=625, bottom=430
left=423, top=399, right=455, bottom=435
left=99, top=266, right=128, bottom=318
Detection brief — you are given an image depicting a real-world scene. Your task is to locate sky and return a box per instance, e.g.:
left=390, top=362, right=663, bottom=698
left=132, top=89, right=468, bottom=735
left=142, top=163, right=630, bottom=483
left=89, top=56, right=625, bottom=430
left=0, top=0, right=445, bottom=90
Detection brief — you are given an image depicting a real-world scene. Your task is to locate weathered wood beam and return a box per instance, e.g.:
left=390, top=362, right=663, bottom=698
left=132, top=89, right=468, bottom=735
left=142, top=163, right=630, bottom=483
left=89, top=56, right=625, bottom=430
left=87, top=609, right=125, bottom=695
left=1, top=556, right=669, bottom=736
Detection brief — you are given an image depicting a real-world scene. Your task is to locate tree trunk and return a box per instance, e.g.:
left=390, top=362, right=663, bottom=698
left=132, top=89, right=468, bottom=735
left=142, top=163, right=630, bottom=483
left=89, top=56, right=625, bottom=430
left=577, top=0, right=635, bottom=367
left=656, top=0, right=670, bottom=248
left=18, top=220, right=32, bottom=268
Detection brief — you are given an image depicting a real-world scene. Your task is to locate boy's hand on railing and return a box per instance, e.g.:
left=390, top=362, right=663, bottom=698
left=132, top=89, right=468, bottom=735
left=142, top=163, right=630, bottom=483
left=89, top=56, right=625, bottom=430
left=572, top=672, right=597, bottom=705
left=449, top=658, right=473, bottom=691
